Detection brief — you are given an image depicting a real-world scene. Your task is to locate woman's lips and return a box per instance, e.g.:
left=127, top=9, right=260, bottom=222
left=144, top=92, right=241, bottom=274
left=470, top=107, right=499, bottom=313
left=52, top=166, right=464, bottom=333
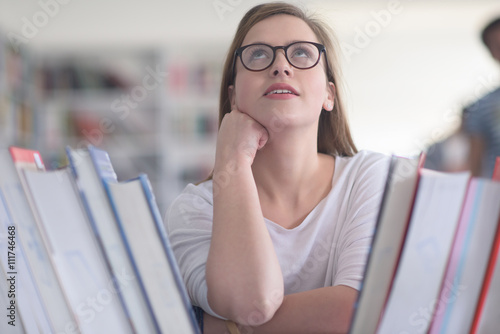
left=264, top=83, right=299, bottom=97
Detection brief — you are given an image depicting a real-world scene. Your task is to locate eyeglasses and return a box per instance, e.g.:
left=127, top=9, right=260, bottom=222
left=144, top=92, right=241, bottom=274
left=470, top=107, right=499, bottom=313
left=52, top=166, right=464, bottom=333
left=233, top=41, right=326, bottom=74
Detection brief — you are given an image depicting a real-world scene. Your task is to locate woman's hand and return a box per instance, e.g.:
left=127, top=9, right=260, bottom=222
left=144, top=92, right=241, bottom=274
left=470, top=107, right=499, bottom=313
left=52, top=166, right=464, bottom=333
left=208, top=109, right=283, bottom=325
left=215, top=109, right=269, bottom=167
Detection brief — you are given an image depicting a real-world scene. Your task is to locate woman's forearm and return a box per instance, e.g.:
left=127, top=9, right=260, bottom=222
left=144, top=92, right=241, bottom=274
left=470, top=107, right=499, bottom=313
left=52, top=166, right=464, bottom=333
left=207, top=159, right=284, bottom=325
left=205, top=285, right=357, bottom=334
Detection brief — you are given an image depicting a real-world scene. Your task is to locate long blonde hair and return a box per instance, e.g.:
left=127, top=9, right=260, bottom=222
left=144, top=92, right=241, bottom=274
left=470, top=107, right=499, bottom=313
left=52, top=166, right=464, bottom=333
left=219, top=2, right=357, bottom=156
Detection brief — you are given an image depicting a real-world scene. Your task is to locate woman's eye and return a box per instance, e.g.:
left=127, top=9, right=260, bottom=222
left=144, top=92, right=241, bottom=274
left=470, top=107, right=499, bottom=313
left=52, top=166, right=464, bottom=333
left=292, top=48, right=310, bottom=58
left=251, top=49, right=269, bottom=59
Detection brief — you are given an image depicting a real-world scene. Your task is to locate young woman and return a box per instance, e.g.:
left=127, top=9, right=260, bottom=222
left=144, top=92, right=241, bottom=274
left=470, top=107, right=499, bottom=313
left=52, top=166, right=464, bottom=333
left=166, top=3, right=390, bottom=333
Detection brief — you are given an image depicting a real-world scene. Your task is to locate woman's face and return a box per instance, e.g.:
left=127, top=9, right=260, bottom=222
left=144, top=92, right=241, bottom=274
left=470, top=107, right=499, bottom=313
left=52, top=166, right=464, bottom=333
left=230, top=14, right=334, bottom=133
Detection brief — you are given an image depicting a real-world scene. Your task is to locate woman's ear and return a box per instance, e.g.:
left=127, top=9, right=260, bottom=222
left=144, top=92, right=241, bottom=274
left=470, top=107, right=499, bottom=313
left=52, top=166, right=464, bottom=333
left=323, top=82, right=336, bottom=111
left=228, top=85, right=236, bottom=110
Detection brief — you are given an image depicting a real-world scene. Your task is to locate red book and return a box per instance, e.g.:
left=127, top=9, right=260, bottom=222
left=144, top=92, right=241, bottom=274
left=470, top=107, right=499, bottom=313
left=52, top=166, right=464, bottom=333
left=470, top=157, right=500, bottom=333
left=8, top=146, right=45, bottom=171
left=493, top=157, right=500, bottom=181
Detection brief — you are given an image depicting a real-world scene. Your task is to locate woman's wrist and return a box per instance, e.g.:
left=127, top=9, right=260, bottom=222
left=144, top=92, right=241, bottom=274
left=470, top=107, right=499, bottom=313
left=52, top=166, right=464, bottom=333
left=212, top=157, right=254, bottom=196
left=214, top=152, right=254, bottom=173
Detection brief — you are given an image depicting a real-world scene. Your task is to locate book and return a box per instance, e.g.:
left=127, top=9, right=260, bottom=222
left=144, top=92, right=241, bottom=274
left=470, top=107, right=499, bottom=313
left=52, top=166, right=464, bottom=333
left=376, top=169, right=470, bottom=334
left=104, top=173, right=200, bottom=334
left=470, top=157, right=500, bottom=333
left=9, top=146, right=45, bottom=171
left=67, top=145, right=158, bottom=333
left=493, top=156, right=500, bottom=180
left=21, top=166, right=133, bottom=333
left=428, top=178, right=500, bottom=334
left=0, top=148, right=78, bottom=333
left=349, top=155, right=421, bottom=334
left=0, top=188, right=52, bottom=333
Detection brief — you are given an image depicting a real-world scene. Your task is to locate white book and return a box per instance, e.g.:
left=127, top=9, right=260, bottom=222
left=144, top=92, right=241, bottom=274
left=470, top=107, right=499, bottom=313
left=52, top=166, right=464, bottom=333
left=0, top=189, right=52, bottom=333
left=67, top=146, right=158, bottom=334
left=0, top=149, right=78, bottom=333
left=428, top=179, right=500, bottom=333
left=349, top=156, right=420, bottom=334
left=105, top=174, right=200, bottom=334
left=470, top=161, right=500, bottom=334
left=22, top=167, right=133, bottom=334
left=376, top=170, right=470, bottom=334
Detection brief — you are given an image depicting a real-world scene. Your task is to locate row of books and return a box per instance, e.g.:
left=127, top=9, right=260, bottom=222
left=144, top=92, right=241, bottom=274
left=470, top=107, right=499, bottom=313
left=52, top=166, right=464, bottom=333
left=2, top=143, right=499, bottom=333
left=349, top=155, right=500, bottom=334
left=0, top=145, right=200, bottom=333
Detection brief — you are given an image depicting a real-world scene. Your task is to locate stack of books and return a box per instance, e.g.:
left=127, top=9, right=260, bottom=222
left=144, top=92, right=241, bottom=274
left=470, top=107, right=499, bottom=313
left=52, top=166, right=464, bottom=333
left=0, top=146, right=200, bottom=334
left=350, top=155, right=500, bottom=334
left=1, top=145, right=499, bottom=333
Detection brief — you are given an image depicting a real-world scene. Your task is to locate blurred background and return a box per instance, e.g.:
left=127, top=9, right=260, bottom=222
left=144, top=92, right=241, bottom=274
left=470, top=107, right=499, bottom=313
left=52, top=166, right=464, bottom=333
left=1, top=0, right=499, bottom=214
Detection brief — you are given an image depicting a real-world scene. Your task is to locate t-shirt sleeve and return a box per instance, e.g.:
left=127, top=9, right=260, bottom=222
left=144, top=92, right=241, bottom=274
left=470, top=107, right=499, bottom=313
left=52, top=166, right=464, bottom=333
left=164, top=182, right=223, bottom=318
left=332, top=152, right=390, bottom=290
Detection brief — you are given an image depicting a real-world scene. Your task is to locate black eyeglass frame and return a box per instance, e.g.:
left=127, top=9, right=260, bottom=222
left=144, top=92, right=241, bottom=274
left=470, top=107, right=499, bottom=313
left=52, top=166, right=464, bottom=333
left=231, top=41, right=327, bottom=84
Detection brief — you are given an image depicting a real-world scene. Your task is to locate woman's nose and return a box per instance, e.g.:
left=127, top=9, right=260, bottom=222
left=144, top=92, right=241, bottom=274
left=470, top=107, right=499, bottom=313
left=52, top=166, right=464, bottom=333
left=270, top=51, right=292, bottom=77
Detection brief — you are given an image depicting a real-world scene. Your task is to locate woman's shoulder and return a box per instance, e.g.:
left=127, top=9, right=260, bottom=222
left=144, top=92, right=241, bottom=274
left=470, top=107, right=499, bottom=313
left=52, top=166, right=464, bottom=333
left=335, top=150, right=390, bottom=174
left=329, top=150, right=391, bottom=213
left=164, top=180, right=214, bottom=227
left=331, top=150, right=391, bottom=196
left=179, top=179, right=214, bottom=200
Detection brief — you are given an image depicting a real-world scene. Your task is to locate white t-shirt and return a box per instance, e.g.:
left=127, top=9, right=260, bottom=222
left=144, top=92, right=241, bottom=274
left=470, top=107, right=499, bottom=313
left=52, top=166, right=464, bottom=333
left=165, top=150, right=390, bottom=317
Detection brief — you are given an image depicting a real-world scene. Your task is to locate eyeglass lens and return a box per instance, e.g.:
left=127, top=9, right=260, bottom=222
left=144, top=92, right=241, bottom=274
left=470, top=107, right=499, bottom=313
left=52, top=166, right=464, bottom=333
left=241, top=42, right=320, bottom=71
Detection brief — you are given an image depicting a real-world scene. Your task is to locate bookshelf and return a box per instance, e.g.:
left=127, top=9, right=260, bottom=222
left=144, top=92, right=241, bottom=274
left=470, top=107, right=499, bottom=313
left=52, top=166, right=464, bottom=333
left=36, top=49, right=167, bottom=210
left=160, top=47, right=221, bottom=206
left=0, top=31, right=41, bottom=151
left=0, top=28, right=222, bottom=213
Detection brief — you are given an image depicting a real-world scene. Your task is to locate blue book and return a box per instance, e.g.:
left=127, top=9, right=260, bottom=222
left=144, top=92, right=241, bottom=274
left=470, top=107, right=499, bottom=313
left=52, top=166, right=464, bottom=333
left=99, top=149, right=200, bottom=334
left=67, top=145, right=158, bottom=333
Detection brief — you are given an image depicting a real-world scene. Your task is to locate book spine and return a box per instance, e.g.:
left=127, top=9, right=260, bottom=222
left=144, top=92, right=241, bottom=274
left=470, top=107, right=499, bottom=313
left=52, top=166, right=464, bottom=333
left=88, top=145, right=117, bottom=181
left=429, top=179, right=479, bottom=333
left=469, top=192, right=500, bottom=333
left=493, top=157, right=500, bottom=181
left=102, top=178, right=161, bottom=334
left=66, top=147, right=136, bottom=332
left=138, top=174, right=200, bottom=334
